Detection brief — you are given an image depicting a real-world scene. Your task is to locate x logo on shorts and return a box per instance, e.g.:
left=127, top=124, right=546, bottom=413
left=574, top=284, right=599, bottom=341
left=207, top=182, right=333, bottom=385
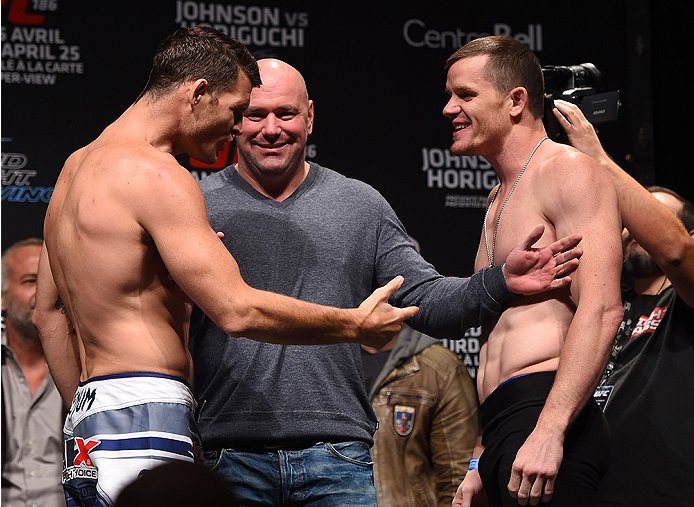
left=74, top=438, right=100, bottom=467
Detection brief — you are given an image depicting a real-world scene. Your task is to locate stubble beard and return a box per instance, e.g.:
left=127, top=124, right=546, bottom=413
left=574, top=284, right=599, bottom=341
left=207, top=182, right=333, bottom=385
left=623, top=247, right=662, bottom=279
left=4, top=300, right=39, bottom=341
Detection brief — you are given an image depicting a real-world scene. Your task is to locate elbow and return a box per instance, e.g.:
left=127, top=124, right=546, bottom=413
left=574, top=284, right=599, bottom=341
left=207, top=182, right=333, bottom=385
left=215, top=299, right=258, bottom=338
left=646, top=232, right=694, bottom=272
left=602, top=300, right=624, bottom=343
left=661, top=241, right=694, bottom=271
left=217, top=315, right=251, bottom=339
left=32, top=305, right=48, bottom=337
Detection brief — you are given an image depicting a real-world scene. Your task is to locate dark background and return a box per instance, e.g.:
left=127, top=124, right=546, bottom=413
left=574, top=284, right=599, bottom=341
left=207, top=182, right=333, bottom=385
left=2, top=1, right=689, bottom=275
left=2, top=0, right=689, bottom=378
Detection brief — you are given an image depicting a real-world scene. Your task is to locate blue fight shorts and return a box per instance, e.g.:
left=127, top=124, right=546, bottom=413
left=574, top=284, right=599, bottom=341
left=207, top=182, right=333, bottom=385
left=62, top=372, right=201, bottom=507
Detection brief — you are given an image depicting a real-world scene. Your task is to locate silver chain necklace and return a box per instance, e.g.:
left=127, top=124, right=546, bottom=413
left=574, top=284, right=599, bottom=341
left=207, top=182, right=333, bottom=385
left=484, top=136, right=549, bottom=267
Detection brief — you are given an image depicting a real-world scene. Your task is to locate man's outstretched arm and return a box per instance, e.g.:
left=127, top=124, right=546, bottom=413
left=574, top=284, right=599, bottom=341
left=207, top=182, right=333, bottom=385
left=554, top=99, right=694, bottom=307
left=137, top=160, right=418, bottom=348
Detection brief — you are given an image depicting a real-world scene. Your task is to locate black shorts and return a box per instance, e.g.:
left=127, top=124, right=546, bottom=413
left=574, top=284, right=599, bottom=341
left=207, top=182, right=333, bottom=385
left=479, top=371, right=610, bottom=507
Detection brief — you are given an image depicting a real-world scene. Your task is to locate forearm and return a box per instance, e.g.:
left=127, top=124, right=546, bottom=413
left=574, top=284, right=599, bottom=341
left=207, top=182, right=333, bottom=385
left=204, top=275, right=415, bottom=347
left=219, top=286, right=360, bottom=343
left=595, top=154, right=683, bottom=241
left=556, top=99, right=694, bottom=300
left=433, top=370, right=480, bottom=502
left=34, top=244, right=81, bottom=406
left=405, top=266, right=516, bottom=339
left=601, top=160, right=694, bottom=301
left=39, top=318, right=81, bottom=406
left=536, top=302, right=622, bottom=433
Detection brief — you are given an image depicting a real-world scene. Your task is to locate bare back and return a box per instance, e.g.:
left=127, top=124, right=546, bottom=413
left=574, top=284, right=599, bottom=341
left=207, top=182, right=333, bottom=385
left=475, top=141, right=622, bottom=402
left=44, top=119, right=194, bottom=382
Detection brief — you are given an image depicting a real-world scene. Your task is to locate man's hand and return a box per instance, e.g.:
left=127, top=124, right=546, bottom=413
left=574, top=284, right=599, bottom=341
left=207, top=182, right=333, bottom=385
left=552, top=100, right=609, bottom=163
left=453, top=469, right=486, bottom=507
left=503, top=224, right=582, bottom=295
left=356, top=276, right=419, bottom=348
left=507, top=427, right=564, bottom=505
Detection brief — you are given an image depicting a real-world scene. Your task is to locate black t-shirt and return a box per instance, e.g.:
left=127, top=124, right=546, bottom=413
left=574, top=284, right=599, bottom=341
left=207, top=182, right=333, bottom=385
left=360, top=348, right=391, bottom=396
left=595, top=285, right=694, bottom=506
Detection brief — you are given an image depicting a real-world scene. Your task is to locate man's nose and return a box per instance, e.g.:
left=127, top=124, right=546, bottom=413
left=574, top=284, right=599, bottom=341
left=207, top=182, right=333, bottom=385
left=261, top=114, right=281, bottom=137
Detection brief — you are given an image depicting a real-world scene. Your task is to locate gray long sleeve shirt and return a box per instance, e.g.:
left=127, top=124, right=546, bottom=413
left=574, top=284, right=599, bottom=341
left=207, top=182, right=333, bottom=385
left=191, top=163, right=514, bottom=448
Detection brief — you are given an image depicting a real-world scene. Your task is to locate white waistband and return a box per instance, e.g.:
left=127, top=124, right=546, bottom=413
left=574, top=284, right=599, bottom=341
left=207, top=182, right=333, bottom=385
left=68, top=373, right=195, bottom=426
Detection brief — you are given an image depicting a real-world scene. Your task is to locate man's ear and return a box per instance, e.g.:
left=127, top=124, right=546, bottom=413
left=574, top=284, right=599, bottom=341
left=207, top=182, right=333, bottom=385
left=307, top=99, right=315, bottom=135
left=509, top=86, right=528, bottom=118
left=190, top=79, right=209, bottom=107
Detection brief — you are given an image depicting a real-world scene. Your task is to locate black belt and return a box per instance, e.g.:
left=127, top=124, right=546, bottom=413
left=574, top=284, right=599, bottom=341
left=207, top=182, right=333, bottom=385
left=211, top=440, right=322, bottom=453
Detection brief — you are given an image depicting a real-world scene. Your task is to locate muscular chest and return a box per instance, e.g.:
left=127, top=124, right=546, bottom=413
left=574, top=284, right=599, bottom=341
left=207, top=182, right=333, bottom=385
left=476, top=184, right=556, bottom=270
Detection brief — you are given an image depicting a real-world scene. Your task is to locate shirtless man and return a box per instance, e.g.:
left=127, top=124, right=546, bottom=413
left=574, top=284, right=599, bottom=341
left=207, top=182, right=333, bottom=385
left=445, top=37, right=624, bottom=507
left=31, top=27, right=419, bottom=507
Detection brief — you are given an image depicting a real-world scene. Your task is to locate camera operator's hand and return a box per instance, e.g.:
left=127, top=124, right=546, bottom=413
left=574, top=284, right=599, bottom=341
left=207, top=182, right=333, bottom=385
left=552, top=100, right=611, bottom=165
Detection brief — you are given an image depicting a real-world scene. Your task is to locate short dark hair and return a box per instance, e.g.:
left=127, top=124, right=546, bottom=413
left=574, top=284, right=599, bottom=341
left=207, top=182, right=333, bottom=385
left=445, top=36, right=545, bottom=119
left=647, top=185, right=694, bottom=232
left=138, top=27, right=261, bottom=101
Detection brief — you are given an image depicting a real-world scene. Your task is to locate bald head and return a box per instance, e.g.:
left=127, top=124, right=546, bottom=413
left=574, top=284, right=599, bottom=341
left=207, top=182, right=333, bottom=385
left=256, top=58, right=310, bottom=107
left=235, top=58, right=315, bottom=198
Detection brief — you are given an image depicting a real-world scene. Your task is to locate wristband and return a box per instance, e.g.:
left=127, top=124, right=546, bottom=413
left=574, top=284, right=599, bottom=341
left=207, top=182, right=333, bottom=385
left=468, top=458, right=479, bottom=470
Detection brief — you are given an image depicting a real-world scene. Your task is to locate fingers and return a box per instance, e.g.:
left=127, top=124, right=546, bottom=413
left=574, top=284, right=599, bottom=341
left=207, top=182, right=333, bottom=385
left=379, top=275, right=404, bottom=299
left=554, top=246, right=583, bottom=267
left=518, top=224, right=546, bottom=250
left=453, top=479, right=472, bottom=507
left=452, top=483, right=464, bottom=507
left=555, top=257, right=580, bottom=278
left=552, top=106, right=572, bottom=130
left=359, top=276, right=418, bottom=319
left=553, top=99, right=581, bottom=121
left=509, top=473, right=541, bottom=507
left=507, top=470, right=521, bottom=501
left=399, top=305, right=420, bottom=320
left=374, top=277, right=419, bottom=318
left=529, top=476, right=544, bottom=506
left=361, top=276, right=404, bottom=309
left=547, top=233, right=582, bottom=255
left=542, top=477, right=555, bottom=504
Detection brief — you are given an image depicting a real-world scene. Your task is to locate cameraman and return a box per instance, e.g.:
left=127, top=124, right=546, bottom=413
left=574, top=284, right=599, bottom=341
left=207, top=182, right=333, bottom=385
left=554, top=99, right=694, bottom=507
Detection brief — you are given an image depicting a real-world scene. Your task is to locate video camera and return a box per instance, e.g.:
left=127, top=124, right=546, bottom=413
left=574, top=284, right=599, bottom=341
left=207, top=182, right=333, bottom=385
left=542, top=63, right=620, bottom=143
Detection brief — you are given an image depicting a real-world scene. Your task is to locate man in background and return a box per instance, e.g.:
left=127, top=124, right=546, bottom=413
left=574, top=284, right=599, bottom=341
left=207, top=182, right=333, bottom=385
left=2, top=238, right=64, bottom=507
left=362, top=238, right=478, bottom=507
left=363, top=322, right=478, bottom=507
left=555, top=99, right=694, bottom=507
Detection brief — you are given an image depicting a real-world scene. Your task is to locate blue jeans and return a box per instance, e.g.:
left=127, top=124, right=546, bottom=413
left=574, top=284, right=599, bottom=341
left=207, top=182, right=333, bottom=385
left=203, top=441, right=377, bottom=506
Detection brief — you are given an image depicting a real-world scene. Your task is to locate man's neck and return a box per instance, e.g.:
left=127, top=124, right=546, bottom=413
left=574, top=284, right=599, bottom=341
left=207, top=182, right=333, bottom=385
left=633, top=274, right=671, bottom=296
left=485, top=129, right=549, bottom=184
left=5, top=324, right=48, bottom=395
left=236, top=160, right=310, bottom=202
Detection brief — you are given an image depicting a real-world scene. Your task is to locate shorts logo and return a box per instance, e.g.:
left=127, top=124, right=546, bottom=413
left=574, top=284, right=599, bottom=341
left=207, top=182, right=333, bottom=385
left=63, top=437, right=100, bottom=483
left=74, top=438, right=100, bottom=467
left=394, top=405, right=415, bottom=436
